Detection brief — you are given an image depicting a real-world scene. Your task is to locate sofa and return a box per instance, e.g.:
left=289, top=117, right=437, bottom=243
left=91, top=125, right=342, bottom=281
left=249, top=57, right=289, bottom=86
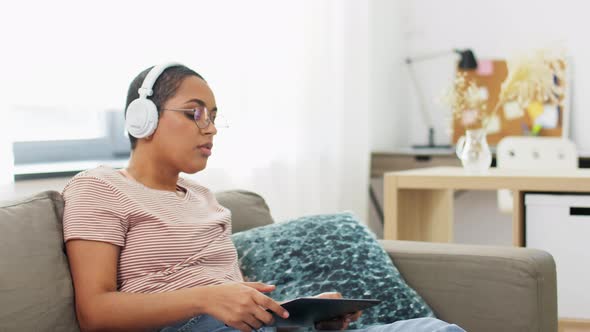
left=0, top=190, right=557, bottom=332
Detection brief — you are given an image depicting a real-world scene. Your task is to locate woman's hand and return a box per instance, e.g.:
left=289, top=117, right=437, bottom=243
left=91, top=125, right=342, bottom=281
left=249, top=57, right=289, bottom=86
left=313, top=292, right=362, bottom=331
left=202, top=282, right=289, bottom=332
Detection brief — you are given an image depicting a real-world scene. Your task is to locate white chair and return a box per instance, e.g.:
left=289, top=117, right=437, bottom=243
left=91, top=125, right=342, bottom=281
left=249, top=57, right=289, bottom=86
left=496, top=136, right=578, bottom=213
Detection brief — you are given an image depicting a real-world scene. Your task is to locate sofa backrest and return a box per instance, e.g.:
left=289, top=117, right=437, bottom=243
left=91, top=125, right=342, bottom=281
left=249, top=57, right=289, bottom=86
left=0, top=189, right=274, bottom=331
left=0, top=191, right=77, bottom=332
left=215, top=189, right=274, bottom=233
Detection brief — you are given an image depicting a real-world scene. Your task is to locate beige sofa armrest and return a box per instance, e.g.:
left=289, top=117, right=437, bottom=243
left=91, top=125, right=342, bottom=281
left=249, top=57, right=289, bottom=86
left=378, top=240, right=557, bottom=332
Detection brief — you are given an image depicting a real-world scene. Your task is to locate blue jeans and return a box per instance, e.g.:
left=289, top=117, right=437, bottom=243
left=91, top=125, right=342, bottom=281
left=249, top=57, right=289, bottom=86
left=159, top=315, right=465, bottom=332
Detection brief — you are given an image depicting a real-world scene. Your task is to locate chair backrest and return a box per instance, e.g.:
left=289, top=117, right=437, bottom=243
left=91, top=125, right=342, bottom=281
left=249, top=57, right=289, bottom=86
left=496, top=137, right=578, bottom=213
left=497, top=137, right=578, bottom=170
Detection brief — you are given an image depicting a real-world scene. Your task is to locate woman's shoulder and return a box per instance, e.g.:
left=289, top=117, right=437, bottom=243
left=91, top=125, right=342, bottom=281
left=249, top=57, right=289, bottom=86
left=62, top=165, right=126, bottom=197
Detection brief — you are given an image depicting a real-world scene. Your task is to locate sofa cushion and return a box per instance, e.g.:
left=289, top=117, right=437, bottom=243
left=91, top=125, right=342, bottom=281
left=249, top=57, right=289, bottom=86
left=231, top=212, right=434, bottom=329
left=215, top=190, right=274, bottom=233
left=0, top=191, right=79, bottom=332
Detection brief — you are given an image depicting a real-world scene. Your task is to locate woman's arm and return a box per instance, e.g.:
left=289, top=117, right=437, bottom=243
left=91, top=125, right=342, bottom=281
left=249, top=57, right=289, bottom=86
left=66, top=239, right=207, bottom=331
left=66, top=240, right=288, bottom=332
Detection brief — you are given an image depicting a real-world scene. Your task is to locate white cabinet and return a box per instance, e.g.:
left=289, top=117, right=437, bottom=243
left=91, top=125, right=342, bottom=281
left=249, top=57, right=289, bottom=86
left=526, top=194, right=590, bottom=319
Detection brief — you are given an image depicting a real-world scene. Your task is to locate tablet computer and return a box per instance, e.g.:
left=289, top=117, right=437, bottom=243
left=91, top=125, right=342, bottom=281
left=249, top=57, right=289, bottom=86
left=270, top=298, right=381, bottom=328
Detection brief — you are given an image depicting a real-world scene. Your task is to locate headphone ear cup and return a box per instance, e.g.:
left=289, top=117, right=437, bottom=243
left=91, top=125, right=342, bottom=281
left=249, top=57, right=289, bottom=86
left=125, top=98, right=159, bottom=138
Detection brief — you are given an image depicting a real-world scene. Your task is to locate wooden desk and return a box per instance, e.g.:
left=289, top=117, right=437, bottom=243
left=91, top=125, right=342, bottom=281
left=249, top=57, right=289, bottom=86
left=383, top=166, right=590, bottom=246
left=371, top=149, right=590, bottom=177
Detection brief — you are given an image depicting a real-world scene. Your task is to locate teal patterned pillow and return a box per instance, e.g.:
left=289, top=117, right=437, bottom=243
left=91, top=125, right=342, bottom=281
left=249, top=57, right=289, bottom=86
left=231, top=213, right=434, bottom=328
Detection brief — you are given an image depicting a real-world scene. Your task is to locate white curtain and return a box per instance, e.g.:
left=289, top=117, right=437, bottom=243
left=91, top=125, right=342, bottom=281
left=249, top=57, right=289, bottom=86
left=2, top=0, right=370, bottom=222
left=190, top=1, right=370, bottom=222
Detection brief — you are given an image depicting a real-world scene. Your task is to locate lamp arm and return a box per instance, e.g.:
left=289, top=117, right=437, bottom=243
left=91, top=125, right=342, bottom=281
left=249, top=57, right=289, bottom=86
left=405, top=50, right=454, bottom=64
left=406, top=61, right=433, bottom=129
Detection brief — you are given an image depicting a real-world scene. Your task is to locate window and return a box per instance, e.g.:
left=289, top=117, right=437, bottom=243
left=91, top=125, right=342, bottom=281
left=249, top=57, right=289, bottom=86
left=12, top=107, right=130, bottom=165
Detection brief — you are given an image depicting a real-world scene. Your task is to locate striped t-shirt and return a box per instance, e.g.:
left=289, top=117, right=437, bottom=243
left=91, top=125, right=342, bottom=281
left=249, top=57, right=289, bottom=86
left=62, top=165, right=243, bottom=293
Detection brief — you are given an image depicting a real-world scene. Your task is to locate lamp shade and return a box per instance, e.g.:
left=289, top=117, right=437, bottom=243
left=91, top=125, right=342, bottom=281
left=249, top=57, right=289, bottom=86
left=455, top=49, right=477, bottom=70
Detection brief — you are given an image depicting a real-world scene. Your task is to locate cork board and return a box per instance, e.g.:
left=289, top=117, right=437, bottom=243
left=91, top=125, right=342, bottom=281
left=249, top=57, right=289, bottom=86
left=452, top=59, right=567, bottom=146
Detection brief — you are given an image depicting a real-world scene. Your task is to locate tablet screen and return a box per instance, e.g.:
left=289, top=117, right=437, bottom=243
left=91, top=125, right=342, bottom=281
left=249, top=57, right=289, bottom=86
left=269, top=298, right=381, bottom=328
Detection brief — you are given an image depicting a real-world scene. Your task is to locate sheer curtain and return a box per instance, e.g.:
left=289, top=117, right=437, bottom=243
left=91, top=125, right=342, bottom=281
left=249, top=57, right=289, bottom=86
left=2, top=0, right=370, bottom=222
left=190, top=1, right=370, bottom=222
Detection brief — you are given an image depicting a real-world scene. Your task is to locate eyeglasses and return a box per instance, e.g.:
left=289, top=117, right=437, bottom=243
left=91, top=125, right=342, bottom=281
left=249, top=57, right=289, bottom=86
left=163, top=105, right=229, bottom=129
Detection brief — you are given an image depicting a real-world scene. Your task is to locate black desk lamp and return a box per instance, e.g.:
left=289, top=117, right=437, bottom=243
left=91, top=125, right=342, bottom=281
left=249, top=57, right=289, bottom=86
left=406, top=49, right=478, bottom=149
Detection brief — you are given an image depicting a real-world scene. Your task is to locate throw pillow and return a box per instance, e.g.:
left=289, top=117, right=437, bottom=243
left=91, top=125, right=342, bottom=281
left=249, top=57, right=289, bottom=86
left=231, top=212, right=434, bottom=329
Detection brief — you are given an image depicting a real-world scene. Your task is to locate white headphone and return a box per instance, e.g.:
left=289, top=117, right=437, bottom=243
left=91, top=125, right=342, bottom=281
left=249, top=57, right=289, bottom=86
left=125, top=62, right=182, bottom=138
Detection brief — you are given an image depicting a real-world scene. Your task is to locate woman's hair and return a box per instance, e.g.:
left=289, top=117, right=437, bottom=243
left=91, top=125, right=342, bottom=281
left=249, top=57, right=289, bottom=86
left=125, top=65, right=205, bottom=150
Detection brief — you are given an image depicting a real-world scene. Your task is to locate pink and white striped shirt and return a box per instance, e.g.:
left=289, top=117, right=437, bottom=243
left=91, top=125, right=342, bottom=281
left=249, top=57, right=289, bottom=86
left=62, top=165, right=243, bottom=293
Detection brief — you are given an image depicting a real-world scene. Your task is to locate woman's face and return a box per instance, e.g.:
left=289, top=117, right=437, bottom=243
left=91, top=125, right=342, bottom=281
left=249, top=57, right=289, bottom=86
left=151, top=75, right=218, bottom=174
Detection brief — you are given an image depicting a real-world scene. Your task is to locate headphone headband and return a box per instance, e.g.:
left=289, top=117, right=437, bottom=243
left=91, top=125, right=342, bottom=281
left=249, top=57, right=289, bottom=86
left=138, top=62, right=183, bottom=98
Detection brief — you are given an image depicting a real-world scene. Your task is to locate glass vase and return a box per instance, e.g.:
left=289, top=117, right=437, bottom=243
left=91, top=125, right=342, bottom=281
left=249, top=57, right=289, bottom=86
left=455, top=128, right=492, bottom=174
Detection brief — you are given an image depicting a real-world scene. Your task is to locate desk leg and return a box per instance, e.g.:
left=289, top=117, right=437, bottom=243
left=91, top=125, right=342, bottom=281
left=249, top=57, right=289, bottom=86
left=512, top=190, right=525, bottom=247
left=383, top=175, right=399, bottom=240
left=384, top=176, right=453, bottom=242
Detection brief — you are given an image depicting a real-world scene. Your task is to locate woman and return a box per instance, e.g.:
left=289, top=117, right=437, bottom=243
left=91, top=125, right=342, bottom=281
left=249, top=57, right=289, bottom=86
left=63, top=63, right=465, bottom=332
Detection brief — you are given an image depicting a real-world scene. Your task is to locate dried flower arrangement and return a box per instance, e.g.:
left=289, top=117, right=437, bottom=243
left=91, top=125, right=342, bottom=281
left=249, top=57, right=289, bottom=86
left=444, top=49, right=566, bottom=133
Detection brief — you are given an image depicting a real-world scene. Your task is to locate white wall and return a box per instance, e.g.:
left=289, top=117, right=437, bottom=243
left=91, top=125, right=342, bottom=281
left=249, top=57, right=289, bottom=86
left=399, top=0, right=590, bottom=151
